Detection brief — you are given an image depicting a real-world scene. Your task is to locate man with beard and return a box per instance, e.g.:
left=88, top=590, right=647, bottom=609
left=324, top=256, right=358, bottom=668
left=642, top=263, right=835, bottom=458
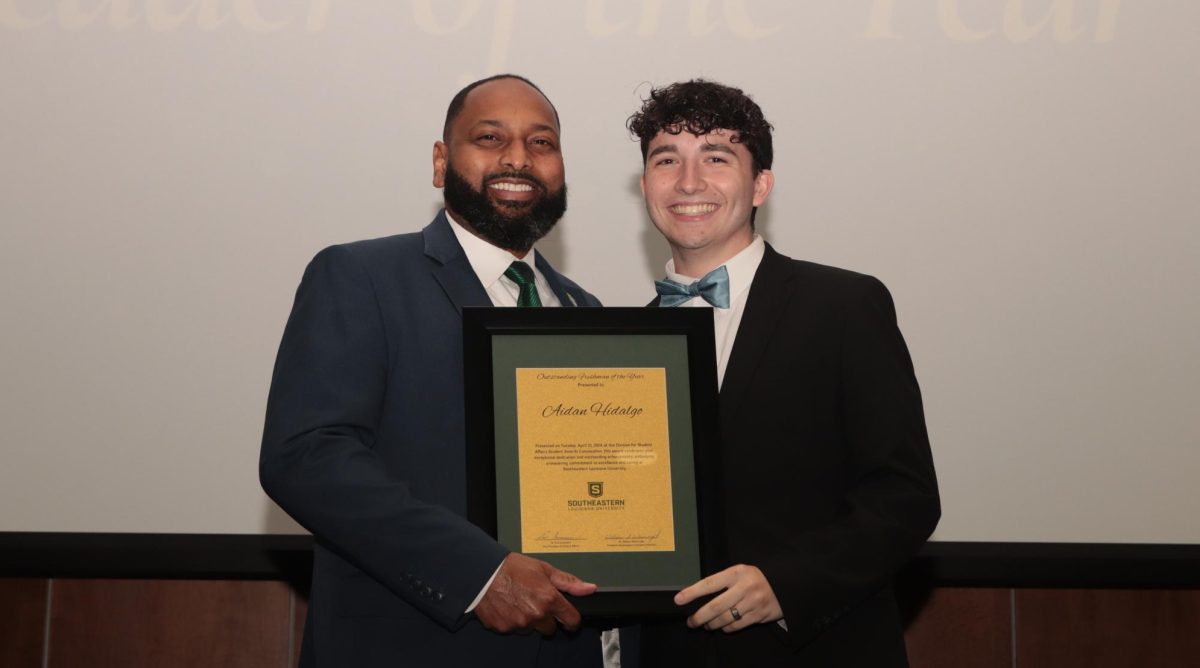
left=261, top=75, right=603, bottom=668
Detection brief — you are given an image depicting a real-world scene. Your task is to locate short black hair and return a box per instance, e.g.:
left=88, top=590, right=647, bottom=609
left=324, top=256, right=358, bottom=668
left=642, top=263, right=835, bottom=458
left=442, top=74, right=560, bottom=142
left=627, top=79, right=773, bottom=174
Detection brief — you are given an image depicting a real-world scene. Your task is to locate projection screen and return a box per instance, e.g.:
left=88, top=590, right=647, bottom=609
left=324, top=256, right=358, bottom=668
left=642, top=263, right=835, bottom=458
left=1, top=1, right=1196, bottom=545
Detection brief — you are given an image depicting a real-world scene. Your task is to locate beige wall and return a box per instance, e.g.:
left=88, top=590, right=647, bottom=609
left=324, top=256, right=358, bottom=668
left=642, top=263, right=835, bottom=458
left=1, top=1, right=1197, bottom=542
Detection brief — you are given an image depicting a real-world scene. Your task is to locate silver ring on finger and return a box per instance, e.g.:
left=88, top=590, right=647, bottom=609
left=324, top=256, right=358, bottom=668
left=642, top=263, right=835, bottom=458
left=730, top=605, right=743, bottom=621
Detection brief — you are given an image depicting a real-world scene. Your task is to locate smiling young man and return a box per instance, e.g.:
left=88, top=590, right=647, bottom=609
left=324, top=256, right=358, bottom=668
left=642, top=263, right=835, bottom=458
left=261, top=75, right=603, bottom=668
left=629, top=80, right=940, bottom=667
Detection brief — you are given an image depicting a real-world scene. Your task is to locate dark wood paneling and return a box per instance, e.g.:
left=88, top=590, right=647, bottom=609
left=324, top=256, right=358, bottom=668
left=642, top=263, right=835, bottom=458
left=48, top=579, right=291, bottom=668
left=292, top=589, right=307, bottom=668
left=904, top=587, right=1012, bottom=668
left=26, top=578, right=1200, bottom=668
left=0, top=578, right=48, bottom=668
left=1016, top=589, right=1200, bottom=668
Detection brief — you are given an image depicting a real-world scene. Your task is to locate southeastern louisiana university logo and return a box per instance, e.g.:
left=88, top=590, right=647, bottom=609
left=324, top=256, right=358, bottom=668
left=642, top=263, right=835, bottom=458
left=588, top=481, right=603, bottom=498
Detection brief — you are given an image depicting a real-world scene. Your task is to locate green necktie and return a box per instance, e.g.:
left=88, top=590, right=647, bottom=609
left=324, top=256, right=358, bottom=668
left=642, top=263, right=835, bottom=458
left=504, top=261, right=542, bottom=307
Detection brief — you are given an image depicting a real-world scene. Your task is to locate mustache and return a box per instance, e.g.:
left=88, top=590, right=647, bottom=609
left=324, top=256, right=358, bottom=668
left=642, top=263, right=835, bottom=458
left=485, top=171, right=549, bottom=192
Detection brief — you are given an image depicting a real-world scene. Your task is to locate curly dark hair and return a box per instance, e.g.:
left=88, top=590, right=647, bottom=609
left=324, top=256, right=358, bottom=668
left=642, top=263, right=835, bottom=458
left=627, top=79, right=773, bottom=173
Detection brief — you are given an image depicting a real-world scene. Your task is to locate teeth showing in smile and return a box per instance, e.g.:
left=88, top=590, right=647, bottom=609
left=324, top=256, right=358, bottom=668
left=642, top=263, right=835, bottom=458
left=670, top=203, right=717, bottom=216
left=489, top=182, right=534, bottom=192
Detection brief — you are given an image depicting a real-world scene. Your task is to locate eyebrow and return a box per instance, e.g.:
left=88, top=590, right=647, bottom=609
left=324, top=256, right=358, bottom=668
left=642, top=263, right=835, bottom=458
left=647, top=144, right=677, bottom=160
left=476, top=119, right=559, bottom=135
left=699, top=143, right=737, bottom=156
left=647, top=142, right=737, bottom=160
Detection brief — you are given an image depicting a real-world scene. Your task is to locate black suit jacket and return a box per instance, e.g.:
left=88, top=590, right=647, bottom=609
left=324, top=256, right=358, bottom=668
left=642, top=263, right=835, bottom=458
left=260, top=212, right=603, bottom=668
left=639, top=245, right=940, bottom=667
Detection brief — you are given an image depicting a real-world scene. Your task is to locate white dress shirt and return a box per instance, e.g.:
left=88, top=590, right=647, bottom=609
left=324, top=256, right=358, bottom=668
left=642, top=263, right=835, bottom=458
left=664, top=235, right=765, bottom=389
left=448, top=212, right=562, bottom=307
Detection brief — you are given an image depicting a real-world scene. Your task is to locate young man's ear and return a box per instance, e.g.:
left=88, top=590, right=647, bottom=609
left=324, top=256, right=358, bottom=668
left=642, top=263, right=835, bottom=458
left=432, top=141, right=448, bottom=188
left=753, top=169, right=774, bottom=208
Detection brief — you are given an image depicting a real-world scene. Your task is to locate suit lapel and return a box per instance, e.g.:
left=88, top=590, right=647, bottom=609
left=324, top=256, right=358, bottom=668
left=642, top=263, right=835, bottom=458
left=423, top=210, right=491, bottom=313
left=719, top=244, right=796, bottom=423
left=535, top=252, right=581, bottom=307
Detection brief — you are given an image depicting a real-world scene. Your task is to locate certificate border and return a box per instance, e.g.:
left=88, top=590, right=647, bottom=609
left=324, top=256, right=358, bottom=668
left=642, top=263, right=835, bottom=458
left=463, top=307, right=722, bottom=618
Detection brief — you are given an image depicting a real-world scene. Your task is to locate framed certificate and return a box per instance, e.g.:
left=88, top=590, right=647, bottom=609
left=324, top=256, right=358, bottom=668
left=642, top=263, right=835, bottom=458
left=463, top=307, right=722, bottom=618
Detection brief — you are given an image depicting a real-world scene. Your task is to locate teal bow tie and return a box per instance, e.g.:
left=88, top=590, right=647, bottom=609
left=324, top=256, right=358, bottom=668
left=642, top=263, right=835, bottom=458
left=655, top=265, right=731, bottom=308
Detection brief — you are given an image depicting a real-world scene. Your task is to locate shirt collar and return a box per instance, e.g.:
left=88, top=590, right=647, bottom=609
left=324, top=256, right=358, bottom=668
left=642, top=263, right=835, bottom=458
left=446, top=209, right=539, bottom=288
left=665, top=235, right=765, bottom=302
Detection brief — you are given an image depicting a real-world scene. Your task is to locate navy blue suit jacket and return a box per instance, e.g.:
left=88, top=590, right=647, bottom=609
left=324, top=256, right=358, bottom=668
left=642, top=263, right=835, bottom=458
left=261, top=211, right=602, bottom=667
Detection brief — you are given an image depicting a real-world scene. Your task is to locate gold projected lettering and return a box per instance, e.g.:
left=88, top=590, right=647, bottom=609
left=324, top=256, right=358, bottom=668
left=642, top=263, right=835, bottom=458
left=1, top=0, right=330, bottom=32
left=863, top=0, right=1123, bottom=43
left=2, top=2, right=1124, bottom=46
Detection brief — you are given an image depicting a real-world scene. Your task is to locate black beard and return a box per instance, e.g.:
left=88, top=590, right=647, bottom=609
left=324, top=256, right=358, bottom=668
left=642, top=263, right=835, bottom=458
left=442, top=164, right=567, bottom=254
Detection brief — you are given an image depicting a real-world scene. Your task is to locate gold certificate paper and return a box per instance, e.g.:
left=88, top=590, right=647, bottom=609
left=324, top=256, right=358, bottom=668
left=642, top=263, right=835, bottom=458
left=514, top=368, right=674, bottom=553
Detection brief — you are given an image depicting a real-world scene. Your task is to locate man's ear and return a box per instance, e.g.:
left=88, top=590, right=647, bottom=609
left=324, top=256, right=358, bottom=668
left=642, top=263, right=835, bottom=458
left=753, top=169, right=774, bottom=207
left=432, top=141, right=448, bottom=188
left=639, top=172, right=646, bottom=198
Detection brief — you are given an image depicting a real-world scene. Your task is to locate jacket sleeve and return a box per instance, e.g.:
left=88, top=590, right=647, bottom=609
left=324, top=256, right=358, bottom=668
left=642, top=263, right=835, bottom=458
left=259, top=245, right=508, bottom=630
left=757, top=274, right=940, bottom=648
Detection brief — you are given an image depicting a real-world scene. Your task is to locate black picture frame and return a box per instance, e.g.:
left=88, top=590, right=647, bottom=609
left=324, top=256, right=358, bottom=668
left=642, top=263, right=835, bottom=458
left=463, top=307, right=722, bottom=619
